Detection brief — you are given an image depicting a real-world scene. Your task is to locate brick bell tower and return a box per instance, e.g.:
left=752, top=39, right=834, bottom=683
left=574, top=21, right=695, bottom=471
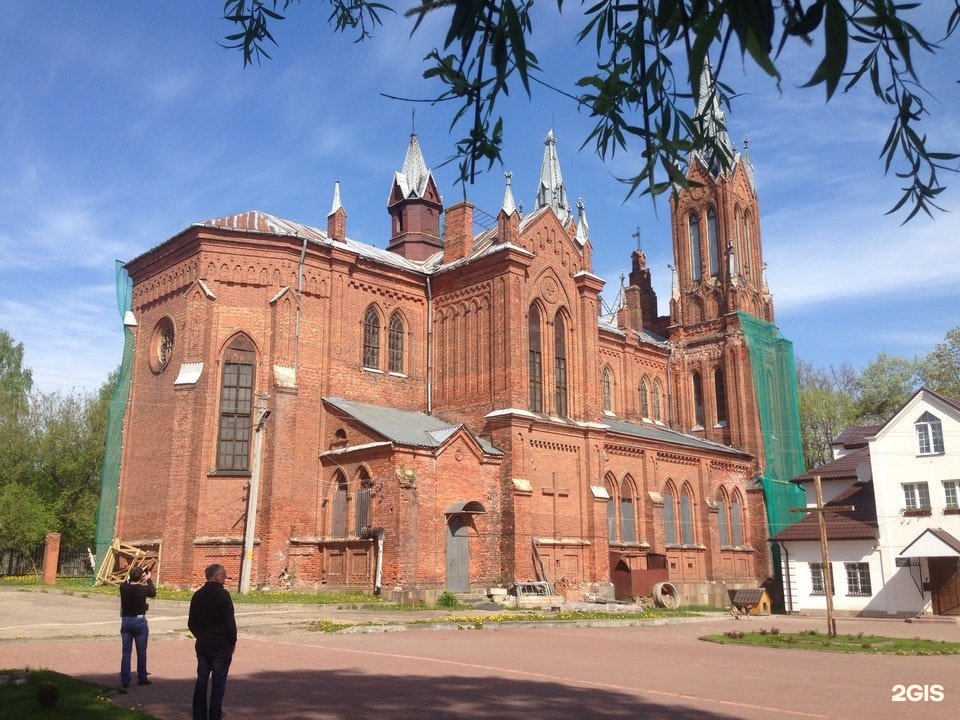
left=666, top=62, right=774, bottom=459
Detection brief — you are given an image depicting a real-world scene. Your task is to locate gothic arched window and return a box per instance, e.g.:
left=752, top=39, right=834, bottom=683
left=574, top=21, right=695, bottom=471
left=362, top=306, right=381, bottom=370
left=620, top=478, right=637, bottom=543
left=639, top=378, right=650, bottom=419
left=652, top=380, right=663, bottom=422
left=689, top=213, right=702, bottom=282
left=715, top=367, right=728, bottom=425
left=707, top=208, right=720, bottom=276
left=388, top=311, right=404, bottom=373
left=528, top=304, right=543, bottom=412
left=216, top=334, right=256, bottom=472
left=602, top=368, right=613, bottom=413
left=331, top=471, right=349, bottom=537
left=663, top=483, right=677, bottom=546
left=680, top=485, right=695, bottom=544
left=692, top=371, right=705, bottom=428
left=554, top=313, right=568, bottom=417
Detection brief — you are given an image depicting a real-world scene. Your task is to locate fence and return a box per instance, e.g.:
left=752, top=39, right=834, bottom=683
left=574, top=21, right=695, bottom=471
left=0, top=545, right=95, bottom=577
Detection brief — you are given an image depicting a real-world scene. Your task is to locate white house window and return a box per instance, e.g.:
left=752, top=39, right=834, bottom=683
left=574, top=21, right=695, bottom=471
left=810, top=562, right=834, bottom=596
left=915, top=411, right=944, bottom=455
left=944, top=480, right=959, bottom=509
left=845, top=562, right=872, bottom=596
left=902, top=482, right=931, bottom=511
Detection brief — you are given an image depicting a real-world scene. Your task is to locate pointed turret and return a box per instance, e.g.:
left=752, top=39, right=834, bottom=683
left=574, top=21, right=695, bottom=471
left=535, top=130, right=572, bottom=226
left=327, top=180, right=347, bottom=242
left=387, top=133, right=444, bottom=261
left=497, top=172, right=520, bottom=244
left=574, top=198, right=589, bottom=246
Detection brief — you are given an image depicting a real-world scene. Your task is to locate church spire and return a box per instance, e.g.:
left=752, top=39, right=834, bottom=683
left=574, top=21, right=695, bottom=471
left=535, top=130, right=572, bottom=226
left=693, top=60, right=735, bottom=176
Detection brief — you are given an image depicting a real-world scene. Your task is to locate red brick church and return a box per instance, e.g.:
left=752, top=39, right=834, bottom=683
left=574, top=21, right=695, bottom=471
left=110, top=81, right=803, bottom=603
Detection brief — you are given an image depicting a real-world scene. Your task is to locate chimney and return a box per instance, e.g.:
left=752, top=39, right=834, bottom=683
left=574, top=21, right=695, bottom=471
left=443, top=201, right=474, bottom=263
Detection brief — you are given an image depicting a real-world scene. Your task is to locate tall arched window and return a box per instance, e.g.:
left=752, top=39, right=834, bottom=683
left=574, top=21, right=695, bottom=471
left=716, top=488, right=730, bottom=546
left=331, top=471, right=349, bottom=537
left=714, top=367, right=728, bottom=425
left=620, top=478, right=637, bottom=543
left=362, top=306, right=381, bottom=369
left=663, top=483, right=677, bottom=545
left=604, top=475, right=618, bottom=542
left=601, top=368, right=613, bottom=413
left=689, top=213, right=702, bottom=282
left=680, top=485, right=695, bottom=544
left=528, top=305, right=543, bottom=412
left=731, top=491, right=744, bottom=545
left=639, top=378, right=650, bottom=418
left=388, top=311, right=404, bottom=373
left=354, top=469, right=374, bottom=536
left=742, top=213, right=752, bottom=276
left=554, top=313, right=568, bottom=417
left=217, top=334, right=256, bottom=471
left=692, top=371, right=705, bottom=428
left=652, top=380, right=663, bottom=422
left=707, top=208, right=720, bottom=276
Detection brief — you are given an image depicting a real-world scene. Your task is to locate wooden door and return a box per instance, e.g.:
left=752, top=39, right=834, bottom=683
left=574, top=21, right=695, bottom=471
left=929, top=557, right=960, bottom=615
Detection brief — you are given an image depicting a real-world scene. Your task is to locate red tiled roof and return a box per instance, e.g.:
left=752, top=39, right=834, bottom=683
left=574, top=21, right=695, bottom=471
left=770, top=482, right=878, bottom=542
left=792, top=447, right=870, bottom=483
left=832, top=424, right=881, bottom=449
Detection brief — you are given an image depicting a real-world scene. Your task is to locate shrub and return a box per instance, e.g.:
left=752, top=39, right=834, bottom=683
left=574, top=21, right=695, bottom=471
left=37, top=681, right=60, bottom=709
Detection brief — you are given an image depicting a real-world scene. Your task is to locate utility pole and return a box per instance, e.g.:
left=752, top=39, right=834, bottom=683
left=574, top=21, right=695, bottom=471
left=240, top=394, right=271, bottom=594
left=790, top=475, right=854, bottom=638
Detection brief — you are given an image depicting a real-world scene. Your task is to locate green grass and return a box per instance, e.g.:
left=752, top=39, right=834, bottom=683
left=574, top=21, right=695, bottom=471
left=0, top=669, right=161, bottom=719
left=309, top=606, right=704, bottom=631
left=702, top=628, right=960, bottom=655
left=0, top=575, right=384, bottom=605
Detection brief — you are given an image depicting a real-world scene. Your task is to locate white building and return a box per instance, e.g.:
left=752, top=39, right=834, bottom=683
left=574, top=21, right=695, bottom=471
left=773, top=388, right=960, bottom=617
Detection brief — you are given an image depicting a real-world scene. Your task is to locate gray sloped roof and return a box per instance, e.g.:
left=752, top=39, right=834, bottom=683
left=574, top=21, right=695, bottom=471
left=603, top=418, right=750, bottom=457
left=324, top=397, right=502, bottom=456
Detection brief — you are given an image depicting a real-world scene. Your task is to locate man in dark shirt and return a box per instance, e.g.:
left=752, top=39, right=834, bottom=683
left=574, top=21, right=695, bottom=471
left=118, top=565, right=156, bottom=688
left=188, top=563, right=237, bottom=720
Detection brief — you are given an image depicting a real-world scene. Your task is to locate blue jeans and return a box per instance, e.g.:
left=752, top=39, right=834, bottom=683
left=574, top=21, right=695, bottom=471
left=119, top=615, right=149, bottom=685
left=193, top=650, right=232, bottom=720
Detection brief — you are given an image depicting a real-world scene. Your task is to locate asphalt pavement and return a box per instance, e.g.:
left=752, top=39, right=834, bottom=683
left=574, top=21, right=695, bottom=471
left=1, top=587, right=958, bottom=719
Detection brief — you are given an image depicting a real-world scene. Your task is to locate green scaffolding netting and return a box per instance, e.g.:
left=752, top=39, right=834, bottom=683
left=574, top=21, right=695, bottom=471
left=738, top=312, right=807, bottom=602
left=94, top=261, right=133, bottom=570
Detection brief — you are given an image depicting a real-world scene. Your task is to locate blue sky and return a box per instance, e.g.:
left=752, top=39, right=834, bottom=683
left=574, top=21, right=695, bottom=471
left=2, top=2, right=959, bottom=394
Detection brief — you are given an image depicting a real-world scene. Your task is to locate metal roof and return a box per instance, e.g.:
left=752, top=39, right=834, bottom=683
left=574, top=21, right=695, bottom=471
left=323, top=397, right=502, bottom=456
left=603, top=418, right=749, bottom=457
left=770, top=482, right=878, bottom=543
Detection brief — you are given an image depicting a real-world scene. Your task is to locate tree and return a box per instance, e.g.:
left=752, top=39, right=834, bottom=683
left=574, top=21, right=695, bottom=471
left=0, top=481, right=57, bottom=566
left=796, top=359, right=858, bottom=468
left=920, top=325, right=960, bottom=397
left=222, top=0, right=960, bottom=220
left=854, top=352, right=921, bottom=423
left=0, top=330, right=35, bottom=491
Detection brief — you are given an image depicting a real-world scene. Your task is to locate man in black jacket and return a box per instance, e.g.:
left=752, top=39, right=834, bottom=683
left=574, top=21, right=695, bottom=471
left=118, top=565, right=156, bottom=688
left=188, top=563, right=237, bottom=720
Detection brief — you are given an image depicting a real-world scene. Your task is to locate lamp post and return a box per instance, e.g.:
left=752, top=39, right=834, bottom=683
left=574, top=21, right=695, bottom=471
left=240, top=395, right=271, bottom=594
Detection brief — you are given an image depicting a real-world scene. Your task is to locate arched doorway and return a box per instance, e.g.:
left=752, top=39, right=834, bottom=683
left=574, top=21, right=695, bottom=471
left=444, top=501, right=485, bottom=592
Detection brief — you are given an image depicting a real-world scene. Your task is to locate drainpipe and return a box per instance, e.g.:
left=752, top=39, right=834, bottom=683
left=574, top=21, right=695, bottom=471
left=779, top=541, right=793, bottom=613
left=426, top=275, right=433, bottom=414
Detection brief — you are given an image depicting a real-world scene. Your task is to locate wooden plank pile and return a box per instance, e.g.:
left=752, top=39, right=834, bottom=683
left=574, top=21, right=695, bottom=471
left=95, top=540, right=160, bottom=586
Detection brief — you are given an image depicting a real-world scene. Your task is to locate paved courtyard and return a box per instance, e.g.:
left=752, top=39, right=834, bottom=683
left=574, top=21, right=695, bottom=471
left=1, top=588, right=958, bottom=719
